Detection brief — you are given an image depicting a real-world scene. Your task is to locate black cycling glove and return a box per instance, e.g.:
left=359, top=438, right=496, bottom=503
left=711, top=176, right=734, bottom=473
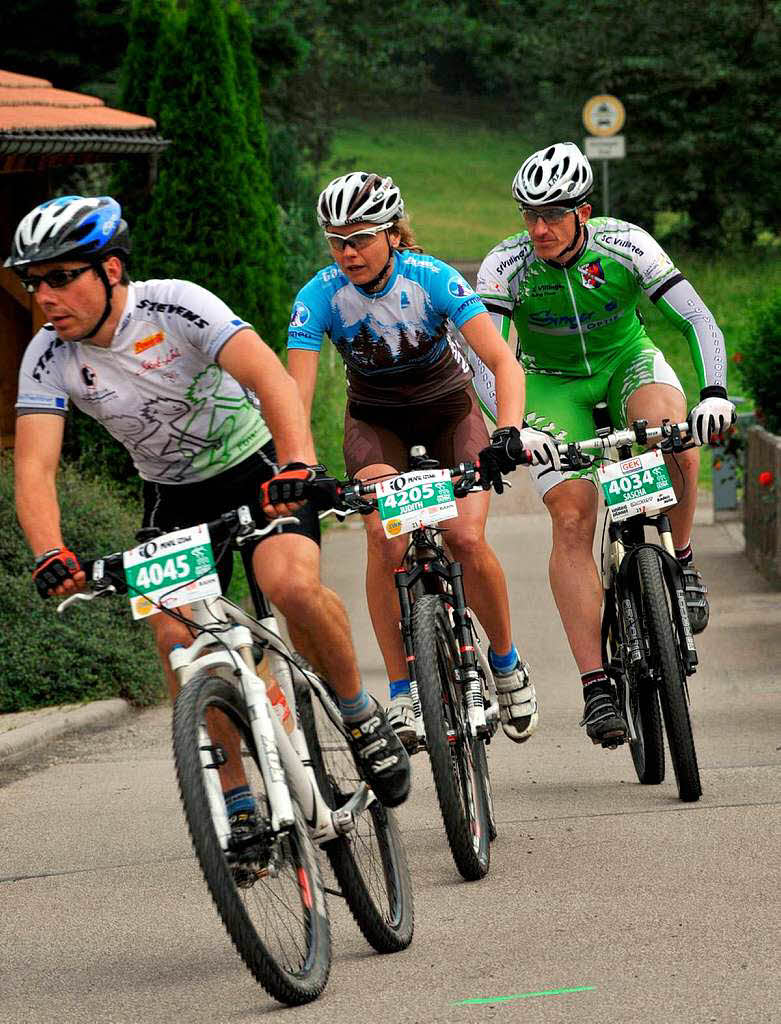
left=478, top=426, right=523, bottom=494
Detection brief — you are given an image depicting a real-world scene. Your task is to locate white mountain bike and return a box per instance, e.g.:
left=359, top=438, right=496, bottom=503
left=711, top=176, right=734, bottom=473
left=58, top=505, right=414, bottom=1006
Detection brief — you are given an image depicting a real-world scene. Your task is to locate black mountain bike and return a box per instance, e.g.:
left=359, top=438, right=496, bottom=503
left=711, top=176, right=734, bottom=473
left=560, top=413, right=702, bottom=802
left=338, top=447, right=501, bottom=880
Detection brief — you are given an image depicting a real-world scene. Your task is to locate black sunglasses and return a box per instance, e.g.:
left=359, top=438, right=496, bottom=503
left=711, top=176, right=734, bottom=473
left=21, top=265, right=94, bottom=294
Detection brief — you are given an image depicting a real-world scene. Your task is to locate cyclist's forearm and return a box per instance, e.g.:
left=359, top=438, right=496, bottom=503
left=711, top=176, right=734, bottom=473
left=261, top=373, right=317, bottom=465
left=15, top=469, right=64, bottom=556
left=652, top=278, right=727, bottom=392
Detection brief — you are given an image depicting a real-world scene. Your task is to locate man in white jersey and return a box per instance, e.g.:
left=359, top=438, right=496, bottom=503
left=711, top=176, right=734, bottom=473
left=471, top=144, right=735, bottom=747
left=8, top=195, right=410, bottom=810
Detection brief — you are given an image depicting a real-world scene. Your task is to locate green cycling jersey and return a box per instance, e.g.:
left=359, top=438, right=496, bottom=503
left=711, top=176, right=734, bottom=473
left=476, top=216, right=726, bottom=391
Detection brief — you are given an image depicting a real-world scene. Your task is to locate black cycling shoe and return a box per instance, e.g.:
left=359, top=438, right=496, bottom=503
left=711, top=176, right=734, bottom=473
left=682, top=562, right=709, bottom=634
left=228, top=808, right=259, bottom=850
left=580, top=686, right=628, bottom=747
left=346, top=703, right=411, bottom=808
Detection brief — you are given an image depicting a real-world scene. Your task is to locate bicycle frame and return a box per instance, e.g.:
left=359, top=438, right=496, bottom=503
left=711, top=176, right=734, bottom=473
left=168, top=594, right=374, bottom=850
left=59, top=518, right=372, bottom=854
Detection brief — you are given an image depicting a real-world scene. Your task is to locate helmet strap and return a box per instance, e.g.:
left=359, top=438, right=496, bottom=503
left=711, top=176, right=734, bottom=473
left=359, top=235, right=396, bottom=293
left=552, top=211, right=587, bottom=265
left=75, top=262, right=114, bottom=342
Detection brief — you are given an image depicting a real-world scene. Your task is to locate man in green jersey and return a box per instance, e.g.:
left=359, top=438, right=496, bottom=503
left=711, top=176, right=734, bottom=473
left=471, top=142, right=735, bottom=746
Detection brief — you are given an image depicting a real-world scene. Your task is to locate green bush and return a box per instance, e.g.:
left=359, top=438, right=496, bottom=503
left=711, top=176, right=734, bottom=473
left=0, top=455, right=164, bottom=713
left=737, top=293, right=781, bottom=434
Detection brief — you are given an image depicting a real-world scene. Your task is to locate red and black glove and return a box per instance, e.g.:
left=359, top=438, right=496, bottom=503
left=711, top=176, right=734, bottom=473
left=260, top=462, right=315, bottom=506
left=32, top=547, right=82, bottom=599
left=261, top=463, right=344, bottom=511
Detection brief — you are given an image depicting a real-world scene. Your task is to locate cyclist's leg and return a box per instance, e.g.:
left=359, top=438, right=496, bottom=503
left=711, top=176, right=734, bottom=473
left=432, top=387, right=537, bottom=741
left=526, top=373, right=627, bottom=742
left=344, top=405, right=415, bottom=745
left=251, top=531, right=362, bottom=699
left=607, top=345, right=707, bottom=631
left=251, top=503, right=410, bottom=807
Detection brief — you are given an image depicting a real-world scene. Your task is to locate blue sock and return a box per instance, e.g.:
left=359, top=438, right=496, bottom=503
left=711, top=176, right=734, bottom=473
left=338, top=688, right=373, bottom=723
left=389, top=678, right=410, bottom=700
left=224, top=785, right=255, bottom=815
left=489, top=644, right=519, bottom=675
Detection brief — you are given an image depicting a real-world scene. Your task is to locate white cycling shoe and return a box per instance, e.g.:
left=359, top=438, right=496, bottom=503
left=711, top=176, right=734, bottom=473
left=386, top=694, right=417, bottom=751
left=494, top=660, right=539, bottom=743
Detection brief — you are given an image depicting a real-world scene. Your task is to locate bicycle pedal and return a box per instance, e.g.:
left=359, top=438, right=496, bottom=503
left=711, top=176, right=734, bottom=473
left=599, top=735, right=627, bottom=750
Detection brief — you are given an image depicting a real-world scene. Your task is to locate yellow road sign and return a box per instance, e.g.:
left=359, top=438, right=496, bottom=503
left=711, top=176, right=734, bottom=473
left=582, top=95, right=626, bottom=137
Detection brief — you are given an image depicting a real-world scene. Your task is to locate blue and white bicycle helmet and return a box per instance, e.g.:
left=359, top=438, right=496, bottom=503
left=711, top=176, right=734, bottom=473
left=5, top=195, right=130, bottom=270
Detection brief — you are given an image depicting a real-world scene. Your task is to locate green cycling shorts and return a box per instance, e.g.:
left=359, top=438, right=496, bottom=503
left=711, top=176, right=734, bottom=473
left=524, top=340, right=685, bottom=499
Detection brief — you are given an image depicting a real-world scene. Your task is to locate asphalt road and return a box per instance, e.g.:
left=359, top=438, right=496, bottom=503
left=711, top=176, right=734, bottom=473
left=2, top=476, right=780, bottom=1024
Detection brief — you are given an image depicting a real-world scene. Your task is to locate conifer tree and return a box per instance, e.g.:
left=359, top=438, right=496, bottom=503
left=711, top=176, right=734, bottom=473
left=132, top=0, right=286, bottom=347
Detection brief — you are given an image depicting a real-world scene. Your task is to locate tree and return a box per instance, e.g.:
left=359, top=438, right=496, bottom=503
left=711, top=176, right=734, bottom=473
left=133, top=0, right=287, bottom=348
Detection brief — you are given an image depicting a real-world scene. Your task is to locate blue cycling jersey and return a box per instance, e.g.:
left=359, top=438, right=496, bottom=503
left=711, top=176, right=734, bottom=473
left=287, top=250, right=484, bottom=406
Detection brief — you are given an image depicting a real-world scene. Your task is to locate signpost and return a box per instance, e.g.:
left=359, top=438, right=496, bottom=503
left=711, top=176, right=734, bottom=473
left=582, top=94, right=626, bottom=215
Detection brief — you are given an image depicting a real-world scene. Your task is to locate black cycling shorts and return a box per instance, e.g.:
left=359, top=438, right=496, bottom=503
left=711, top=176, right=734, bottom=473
left=139, top=441, right=320, bottom=592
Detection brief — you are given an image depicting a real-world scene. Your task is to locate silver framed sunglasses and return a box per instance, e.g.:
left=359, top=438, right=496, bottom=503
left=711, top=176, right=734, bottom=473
left=324, top=222, right=394, bottom=252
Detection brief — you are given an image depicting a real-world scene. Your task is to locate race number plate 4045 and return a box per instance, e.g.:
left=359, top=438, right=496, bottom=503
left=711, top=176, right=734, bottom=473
left=123, top=522, right=221, bottom=619
left=376, top=468, right=457, bottom=539
left=598, top=449, right=676, bottom=522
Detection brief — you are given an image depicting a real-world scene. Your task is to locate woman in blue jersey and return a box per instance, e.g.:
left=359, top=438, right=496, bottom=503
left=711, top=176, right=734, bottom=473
left=287, top=172, right=557, bottom=749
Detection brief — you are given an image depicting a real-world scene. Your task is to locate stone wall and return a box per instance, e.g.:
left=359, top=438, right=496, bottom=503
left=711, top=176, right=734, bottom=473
left=744, top=425, right=781, bottom=587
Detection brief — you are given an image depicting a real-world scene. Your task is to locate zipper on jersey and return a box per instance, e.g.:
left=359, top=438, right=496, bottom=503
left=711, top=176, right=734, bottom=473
left=563, top=267, right=592, bottom=375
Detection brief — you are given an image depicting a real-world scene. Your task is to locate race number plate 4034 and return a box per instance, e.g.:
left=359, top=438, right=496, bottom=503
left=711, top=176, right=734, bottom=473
left=598, top=449, right=676, bottom=523
left=123, top=522, right=221, bottom=619
left=376, top=468, right=457, bottom=539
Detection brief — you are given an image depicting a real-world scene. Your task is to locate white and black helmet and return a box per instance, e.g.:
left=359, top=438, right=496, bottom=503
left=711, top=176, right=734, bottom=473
left=512, top=142, right=593, bottom=209
left=317, top=172, right=404, bottom=227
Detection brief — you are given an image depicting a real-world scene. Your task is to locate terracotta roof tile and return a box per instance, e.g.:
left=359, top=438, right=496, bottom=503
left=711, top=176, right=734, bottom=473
left=0, top=70, right=51, bottom=88
left=0, top=87, right=105, bottom=108
left=0, top=68, right=157, bottom=134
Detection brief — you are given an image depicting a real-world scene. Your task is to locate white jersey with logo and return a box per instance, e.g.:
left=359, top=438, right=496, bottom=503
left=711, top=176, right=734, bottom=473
left=16, top=279, right=271, bottom=484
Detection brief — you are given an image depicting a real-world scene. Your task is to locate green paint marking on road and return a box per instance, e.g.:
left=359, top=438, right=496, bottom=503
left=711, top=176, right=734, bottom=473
left=454, top=985, right=596, bottom=1006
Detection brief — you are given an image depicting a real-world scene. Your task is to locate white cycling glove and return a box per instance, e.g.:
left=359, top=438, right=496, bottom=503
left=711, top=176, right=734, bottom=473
left=689, top=390, right=736, bottom=446
left=518, top=426, right=562, bottom=469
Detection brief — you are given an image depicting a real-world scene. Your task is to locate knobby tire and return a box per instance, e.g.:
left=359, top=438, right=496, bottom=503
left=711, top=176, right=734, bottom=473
left=172, top=675, right=331, bottom=1005
left=412, top=594, right=491, bottom=880
left=636, top=550, right=702, bottom=802
left=295, top=673, right=414, bottom=952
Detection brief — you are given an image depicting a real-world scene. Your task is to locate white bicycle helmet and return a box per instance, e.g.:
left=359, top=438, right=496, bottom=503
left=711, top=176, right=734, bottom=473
left=512, top=142, right=593, bottom=209
left=317, top=172, right=404, bottom=227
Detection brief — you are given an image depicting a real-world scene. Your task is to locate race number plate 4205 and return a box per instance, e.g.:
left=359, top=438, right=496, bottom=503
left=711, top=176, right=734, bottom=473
left=598, top=449, right=676, bottom=522
left=376, top=469, right=457, bottom=538
left=123, top=523, right=221, bottom=619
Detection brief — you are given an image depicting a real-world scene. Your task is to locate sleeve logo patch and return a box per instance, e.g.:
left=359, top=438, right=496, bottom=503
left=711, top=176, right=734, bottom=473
left=290, top=302, right=311, bottom=328
left=448, top=276, right=473, bottom=298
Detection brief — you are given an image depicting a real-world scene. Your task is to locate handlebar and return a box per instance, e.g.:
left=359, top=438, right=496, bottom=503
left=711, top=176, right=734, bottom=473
left=556, top=419, right=693, bottom=471
left=56, top=510, right=300, bottom=613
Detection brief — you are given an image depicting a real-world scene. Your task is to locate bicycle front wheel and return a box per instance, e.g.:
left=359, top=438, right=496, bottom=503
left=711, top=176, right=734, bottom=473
left=412, top=594, right=491, bottom=880
left=636, top=550, right=702, bottom=802
left=172, top=674, right=331, bottom=1005
left=606, top=593, right=664, bottom=785
left=295, top=672, right=414, bottom=953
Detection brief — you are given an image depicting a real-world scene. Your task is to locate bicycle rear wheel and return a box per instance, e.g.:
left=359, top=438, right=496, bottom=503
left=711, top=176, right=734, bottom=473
left=412, top=594, right=491, bottom=880
left=606, top=592, right=664, bottom=784
left=294, top=671, right=414, bottom=953
left=172, top=674, right=331, bottom=1005
left=636, top=549, right=702, bottom=802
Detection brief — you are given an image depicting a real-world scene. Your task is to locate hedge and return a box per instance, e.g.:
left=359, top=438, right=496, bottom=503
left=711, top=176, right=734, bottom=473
left=0, top=454, right=164, bottom=713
